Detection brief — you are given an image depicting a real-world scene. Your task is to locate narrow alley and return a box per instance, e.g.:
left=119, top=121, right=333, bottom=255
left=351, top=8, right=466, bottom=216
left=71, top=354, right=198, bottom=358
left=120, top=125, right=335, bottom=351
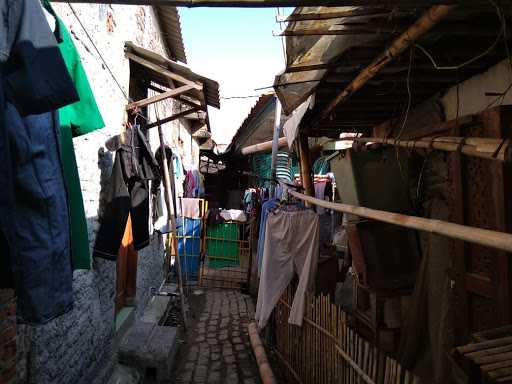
left=174, top=289, right=260, bottom=384
left=3, top=2, right=512, bottom=384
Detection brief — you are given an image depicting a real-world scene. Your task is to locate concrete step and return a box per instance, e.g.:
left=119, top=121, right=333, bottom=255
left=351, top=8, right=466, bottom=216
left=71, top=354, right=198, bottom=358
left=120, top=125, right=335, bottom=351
left=117, top=295, right=180, bottom=383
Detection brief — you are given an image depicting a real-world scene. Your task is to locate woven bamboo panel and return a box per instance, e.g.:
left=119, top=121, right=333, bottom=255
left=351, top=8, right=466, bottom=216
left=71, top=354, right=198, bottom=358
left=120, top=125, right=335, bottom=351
left=273, top=286, right=421, bottom=384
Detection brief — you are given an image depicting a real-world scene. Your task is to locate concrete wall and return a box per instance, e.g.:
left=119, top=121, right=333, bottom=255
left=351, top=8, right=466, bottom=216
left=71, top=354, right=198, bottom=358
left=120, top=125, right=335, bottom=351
left=16, top=4, right=199, bottom=384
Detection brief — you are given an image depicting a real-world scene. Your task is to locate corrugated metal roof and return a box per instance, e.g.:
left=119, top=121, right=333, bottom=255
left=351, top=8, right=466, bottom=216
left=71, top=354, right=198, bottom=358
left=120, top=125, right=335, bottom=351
left=125, top=42, right=220, bottom=109
left=154, top=6, right=187, bottom=63
left=226, top=94, right=276, bottom=153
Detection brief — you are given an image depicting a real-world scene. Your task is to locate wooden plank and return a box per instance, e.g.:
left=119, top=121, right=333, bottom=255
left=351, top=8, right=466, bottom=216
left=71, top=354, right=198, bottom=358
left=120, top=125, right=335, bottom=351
left=466, top=344, right=512, bottom=360
left=481, top=359, right=512, bottom=372
left=126, top=84, right=195, bottom=110
left=456, top=337, right=512, bottom=355
left=126, top=52, right=203, bottom=90
left=145, top=107, right=199, bottom=129
left=283, top=8, right=391, bottom=22
left=473, top=352, right=512, bottom=366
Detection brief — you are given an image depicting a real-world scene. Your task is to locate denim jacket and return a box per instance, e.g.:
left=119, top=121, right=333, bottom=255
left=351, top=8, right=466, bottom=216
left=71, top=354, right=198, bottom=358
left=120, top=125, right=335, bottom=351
left=0, top=0, right=78, bottom=324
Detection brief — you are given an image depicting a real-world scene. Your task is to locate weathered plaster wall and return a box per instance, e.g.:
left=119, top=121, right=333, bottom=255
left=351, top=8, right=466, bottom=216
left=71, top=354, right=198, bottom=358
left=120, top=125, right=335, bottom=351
left=442, top=59, right=512, bottom=120
left=16, top=4, right=199, bottom=384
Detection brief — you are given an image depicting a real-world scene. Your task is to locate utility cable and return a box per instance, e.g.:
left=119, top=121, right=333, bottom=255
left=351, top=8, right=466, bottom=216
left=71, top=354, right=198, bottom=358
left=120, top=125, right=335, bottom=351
left=67, top=3, right=129, bottom=101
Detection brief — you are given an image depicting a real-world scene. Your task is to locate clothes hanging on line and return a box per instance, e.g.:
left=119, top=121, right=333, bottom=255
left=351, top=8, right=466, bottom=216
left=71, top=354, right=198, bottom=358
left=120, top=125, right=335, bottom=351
left=181, top=198, right=201, bottom=219
left=42, top=0, right=105, bottom=270
left=255, top=209, right=320, bottom=328
left=93, top=126, right=159, bottom=260
left=256, top=198, right=278, bottom=277
left=0, top=0, right=79, bottom=324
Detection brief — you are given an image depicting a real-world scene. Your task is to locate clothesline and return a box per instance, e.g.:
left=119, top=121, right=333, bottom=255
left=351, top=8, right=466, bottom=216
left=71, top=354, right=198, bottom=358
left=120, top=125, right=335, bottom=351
left=287, top=190, right=512, bottom=254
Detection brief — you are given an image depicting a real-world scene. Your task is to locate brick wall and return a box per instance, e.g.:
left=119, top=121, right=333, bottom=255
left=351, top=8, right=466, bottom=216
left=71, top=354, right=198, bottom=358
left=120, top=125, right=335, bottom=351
left=11, top=4, right=199, bottom=384
left=0, top=290, right=16, bottom=384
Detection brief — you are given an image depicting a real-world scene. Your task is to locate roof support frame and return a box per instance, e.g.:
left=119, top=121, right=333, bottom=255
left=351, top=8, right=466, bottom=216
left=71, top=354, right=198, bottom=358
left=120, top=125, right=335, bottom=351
left=125, top=84, right=195, bottom=110
left=318, top=4, right=456, bottom=121
left=126, top=52, right=203, bottom=91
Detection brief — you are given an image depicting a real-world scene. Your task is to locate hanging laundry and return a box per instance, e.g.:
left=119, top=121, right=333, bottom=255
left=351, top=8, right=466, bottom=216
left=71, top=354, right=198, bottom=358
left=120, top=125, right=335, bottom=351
left=256, top=198, right=278, bottom=276
left=255, top=209, right=320, bottom=328
left=181, top=198, right=201, bottom=219
left=93, top=126, right=159, bottom=260
left=185, top=170, right=196, bottom=198
left=0, top=0, right=79, bottom=324
left=42, top=0, right=105, bottom=270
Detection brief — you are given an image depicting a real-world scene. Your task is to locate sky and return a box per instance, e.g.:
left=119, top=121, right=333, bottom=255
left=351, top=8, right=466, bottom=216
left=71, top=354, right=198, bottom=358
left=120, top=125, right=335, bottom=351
left=180, top=8, right=292, bottom=146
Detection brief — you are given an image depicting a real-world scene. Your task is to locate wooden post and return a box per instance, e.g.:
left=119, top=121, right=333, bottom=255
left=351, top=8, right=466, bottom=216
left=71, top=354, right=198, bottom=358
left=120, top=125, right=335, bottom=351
left=156, top=118, right=188, bottom=329
left=298, top=133, right=314, bottom=197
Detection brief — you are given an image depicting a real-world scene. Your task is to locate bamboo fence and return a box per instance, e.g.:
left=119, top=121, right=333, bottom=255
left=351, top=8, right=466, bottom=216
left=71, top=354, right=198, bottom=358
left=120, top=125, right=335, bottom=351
left=272, top=286, right=421, bottom=384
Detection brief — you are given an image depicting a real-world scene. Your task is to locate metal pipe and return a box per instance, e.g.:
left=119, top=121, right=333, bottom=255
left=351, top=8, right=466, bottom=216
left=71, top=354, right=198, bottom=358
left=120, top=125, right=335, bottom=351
left=270, top=99, right=282, bottom=197
left=319, top=5, right=456, bottom=120
left=288, top=190, right=512, bottom=254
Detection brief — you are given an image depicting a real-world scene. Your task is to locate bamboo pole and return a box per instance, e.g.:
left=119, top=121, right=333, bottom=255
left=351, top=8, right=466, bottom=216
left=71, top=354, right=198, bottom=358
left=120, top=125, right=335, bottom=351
left=351, top=136, right=511, bottom=162
left=241, top=137, right=287, bottom=155
left=287, top=189, right=512, bottom=253
left=320, top=5, right=456, bottom=120
left=248, top=322, right=277, bottom=384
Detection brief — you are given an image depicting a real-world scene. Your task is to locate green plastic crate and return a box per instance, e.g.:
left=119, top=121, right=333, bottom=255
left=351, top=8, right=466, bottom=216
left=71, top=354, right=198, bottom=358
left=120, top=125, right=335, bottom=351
left=206, top=223, right=239, bottom=269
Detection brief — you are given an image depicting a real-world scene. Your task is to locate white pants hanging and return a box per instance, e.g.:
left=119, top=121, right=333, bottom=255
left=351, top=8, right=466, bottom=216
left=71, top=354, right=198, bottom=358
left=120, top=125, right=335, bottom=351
left=255, top=209, right=320, bottom=328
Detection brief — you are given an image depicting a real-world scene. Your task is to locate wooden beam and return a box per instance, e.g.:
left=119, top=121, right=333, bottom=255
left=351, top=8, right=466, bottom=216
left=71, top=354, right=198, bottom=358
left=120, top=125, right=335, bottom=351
left=287, top=190, right=512, bottom=254
left=281, top=25, right=498, bottom=38
left=241, top=137, right=287, bottom=155
left=279, top=28, right=384, bottom=37
left=145, top=107, right=199, bottom=129
left=176, top=96, right=204, bottom=110
left=319, top=5, right=456, bottom=120
left=126, top=52, right=203, bottom=91
left=126, top=84, right=195, bottom=110
left=57, top=0, right=467, bottom=7
left=282, top=8, right=391, bottom=22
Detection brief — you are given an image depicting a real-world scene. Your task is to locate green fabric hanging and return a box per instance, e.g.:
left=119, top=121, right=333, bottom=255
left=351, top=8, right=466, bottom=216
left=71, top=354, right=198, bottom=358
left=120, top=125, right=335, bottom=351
left=44, top=1, right=105, bottom=270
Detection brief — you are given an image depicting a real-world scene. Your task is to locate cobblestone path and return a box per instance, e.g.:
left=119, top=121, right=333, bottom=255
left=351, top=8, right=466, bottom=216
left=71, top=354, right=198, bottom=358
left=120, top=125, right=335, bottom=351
left=174, top=289, right=261, bottom=384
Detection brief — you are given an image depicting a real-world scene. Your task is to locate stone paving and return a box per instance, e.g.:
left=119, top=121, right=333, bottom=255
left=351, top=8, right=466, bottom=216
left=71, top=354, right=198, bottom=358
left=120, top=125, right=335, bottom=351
left=174, top=289, right=261, bottom=384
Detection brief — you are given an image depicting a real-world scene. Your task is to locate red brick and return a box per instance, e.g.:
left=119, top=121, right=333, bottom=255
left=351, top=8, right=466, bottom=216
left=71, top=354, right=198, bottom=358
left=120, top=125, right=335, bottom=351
left=0, top=340, right=15, bottom=362
left=0, top=326, right=16, bottom=347
left=0, top=291, right=14, bottom=306
left=0, top=303, right=16, bottom=319
left=0, top=364, right=16, bottom=384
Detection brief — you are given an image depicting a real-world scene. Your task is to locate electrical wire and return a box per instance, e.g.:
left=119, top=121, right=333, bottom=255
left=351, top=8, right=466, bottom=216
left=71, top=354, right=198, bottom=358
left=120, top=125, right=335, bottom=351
left=414, top=30, right=503, bottom=72
left=67, top=3, right=129, bottom=101
left=221, top=95, right=265, bottom=99
left=396, top=47, right=414, bottom=140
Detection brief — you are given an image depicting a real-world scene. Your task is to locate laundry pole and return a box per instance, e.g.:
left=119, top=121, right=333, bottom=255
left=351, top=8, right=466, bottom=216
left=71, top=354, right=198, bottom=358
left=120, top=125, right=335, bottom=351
left=270, top=98, right=282, bottom=198
left=157, top=121, right=188, bottom=329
